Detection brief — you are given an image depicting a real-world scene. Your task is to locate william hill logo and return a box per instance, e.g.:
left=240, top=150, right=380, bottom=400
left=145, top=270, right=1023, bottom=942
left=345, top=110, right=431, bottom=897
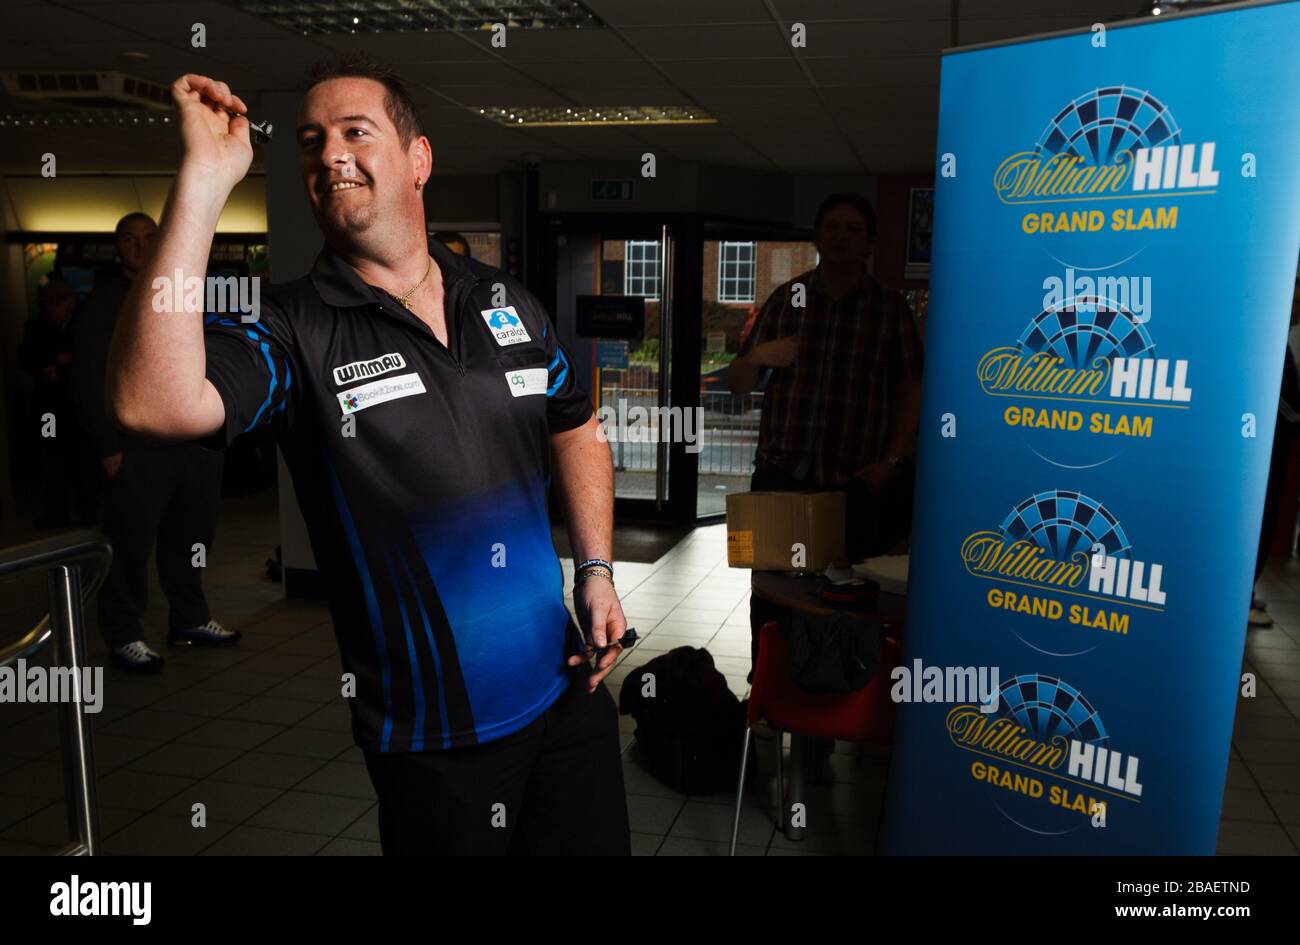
left=995, top=85, right=1218, bottom=203
left=963, top=490, right=1166, bottom=635
left=978, top=274, right=1192, bottom=440
left=948, top=673, right=1142, bottom=822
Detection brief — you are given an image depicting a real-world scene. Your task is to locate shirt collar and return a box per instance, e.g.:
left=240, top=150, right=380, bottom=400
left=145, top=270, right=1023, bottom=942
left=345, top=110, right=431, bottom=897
left=309, top=235, right=473, bottom=309
left=809, top=263, right=874, bottom=300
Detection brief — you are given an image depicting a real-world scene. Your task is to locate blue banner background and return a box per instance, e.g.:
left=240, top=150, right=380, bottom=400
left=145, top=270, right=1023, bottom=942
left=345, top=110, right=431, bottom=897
left=884, top=1, right=1300, bottom=854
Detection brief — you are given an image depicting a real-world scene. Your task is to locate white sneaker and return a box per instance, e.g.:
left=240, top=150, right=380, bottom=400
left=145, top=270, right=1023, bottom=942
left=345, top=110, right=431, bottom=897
left=111, top=640, right=164, bottom=674
left=169, top=619, right=243, bottom=648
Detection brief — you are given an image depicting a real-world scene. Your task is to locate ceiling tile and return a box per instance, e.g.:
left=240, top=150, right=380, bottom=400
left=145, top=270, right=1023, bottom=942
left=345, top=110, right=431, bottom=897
left=709, top=102, right=829, bottom=128
left=446, top=86, right=572, bottom=107
left=784, top=19, right=951, bottom=55
left=510, top=59, right=669, bottom=87
left=585, top=0, right=769, bottom=27
left=311, top=31, right=495, bottom=62
left=77, top=2, right=291, bottom=40
left=658, top=58, right=806, bottom=87
left=455, top=27, right=631, bottom=60
left=771, top=0, right=952, bottom=19
left=618, top=24, right=790, bottom=59
left=0, top=38, right=98, bottom=70
left=961, top=1, right=1137, bottom=18
left=397, top=61, right=540, bottom=88
left=550, top=86, right=695, bottom=106
left=692, top=85, right=821, bottom=107
left=7, top=4, right=138, bottom=43
left=805, top=55, right=938, bottom=87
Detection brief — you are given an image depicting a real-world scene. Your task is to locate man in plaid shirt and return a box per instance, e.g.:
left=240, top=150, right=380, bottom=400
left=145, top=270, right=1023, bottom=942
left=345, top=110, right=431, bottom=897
left=729, top=192, right=923, bottom=675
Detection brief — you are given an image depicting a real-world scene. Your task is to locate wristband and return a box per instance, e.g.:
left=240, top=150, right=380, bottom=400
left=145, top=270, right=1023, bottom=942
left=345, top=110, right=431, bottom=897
left=574, top=566, right=613, bottom=588
left=575, top=558, right=614, bottom=577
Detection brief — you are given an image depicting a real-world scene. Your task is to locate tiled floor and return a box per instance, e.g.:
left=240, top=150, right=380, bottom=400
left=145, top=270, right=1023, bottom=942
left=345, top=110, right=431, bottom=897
left=0, top=489, right=1297, bottom=855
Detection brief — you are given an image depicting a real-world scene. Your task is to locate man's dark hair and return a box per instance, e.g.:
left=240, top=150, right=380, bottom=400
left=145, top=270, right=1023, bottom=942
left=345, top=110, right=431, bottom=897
left=39, top=276, right=75, bottom=306
left=114, top=211, right=155, bottom=235
left=813, top=193, right=876, bottom=240
left=304, top=54, right=425, bottom=148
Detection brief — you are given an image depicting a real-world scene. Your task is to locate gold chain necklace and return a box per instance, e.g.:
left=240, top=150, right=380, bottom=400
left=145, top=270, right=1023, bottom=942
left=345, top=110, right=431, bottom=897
left=397, top=256, right=432, bottom=308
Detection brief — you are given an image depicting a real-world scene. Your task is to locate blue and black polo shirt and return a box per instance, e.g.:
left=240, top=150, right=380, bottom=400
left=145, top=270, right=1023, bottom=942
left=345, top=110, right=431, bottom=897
left=202, top=238, right=592, bottom=752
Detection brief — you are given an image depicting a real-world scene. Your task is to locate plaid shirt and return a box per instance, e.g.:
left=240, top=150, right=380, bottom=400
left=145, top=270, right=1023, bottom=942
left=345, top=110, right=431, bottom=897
left=738, top=267, right=924, bottom=486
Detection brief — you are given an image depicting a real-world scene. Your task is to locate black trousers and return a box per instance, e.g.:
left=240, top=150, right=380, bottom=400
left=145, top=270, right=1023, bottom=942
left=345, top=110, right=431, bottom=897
left=363, top=676, right=630, bottom=856
left=98, top=443, right=224, bottom=648
left=33, top=403, right=99, bottom=525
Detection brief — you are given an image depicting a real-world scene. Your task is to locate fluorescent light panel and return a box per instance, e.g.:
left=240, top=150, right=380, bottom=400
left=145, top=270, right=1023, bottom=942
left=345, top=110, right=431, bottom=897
left=0, top=110, right=173, bottom=127
left=478, top=105, right=716, bottom=127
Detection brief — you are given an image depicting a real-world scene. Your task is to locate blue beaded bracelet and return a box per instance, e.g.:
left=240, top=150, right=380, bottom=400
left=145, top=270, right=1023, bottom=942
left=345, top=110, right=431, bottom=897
left=575, top=558, right=614, bottom=576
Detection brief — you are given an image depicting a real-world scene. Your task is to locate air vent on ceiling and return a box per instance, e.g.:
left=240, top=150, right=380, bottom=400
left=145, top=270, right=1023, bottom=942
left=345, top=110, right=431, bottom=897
left=2, top=71, right=171, bottom=111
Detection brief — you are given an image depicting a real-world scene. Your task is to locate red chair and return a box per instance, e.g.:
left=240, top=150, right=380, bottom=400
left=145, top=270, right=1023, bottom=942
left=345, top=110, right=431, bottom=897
left=729, top=620, right=901, bottom=855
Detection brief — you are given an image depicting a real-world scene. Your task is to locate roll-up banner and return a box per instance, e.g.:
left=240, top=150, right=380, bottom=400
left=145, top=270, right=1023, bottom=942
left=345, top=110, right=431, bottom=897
left=884, top=0, right=1300, bottom=854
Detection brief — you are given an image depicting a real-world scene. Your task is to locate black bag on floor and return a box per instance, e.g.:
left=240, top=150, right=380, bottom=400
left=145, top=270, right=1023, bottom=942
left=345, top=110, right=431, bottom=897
left=618, top=646, right=755, bottom=795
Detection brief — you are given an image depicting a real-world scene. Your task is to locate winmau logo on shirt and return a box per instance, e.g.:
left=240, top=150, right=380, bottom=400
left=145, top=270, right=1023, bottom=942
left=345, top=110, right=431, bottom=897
left=50, top=875, right=151, bottom=925
left=333, top=352, right=406, bottom=386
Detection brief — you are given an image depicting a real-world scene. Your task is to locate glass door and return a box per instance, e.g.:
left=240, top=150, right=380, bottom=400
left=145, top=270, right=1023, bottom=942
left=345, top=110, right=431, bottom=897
left=541, top=214, right=814, bottom=523
left=695, top=221, right=816, bottom=518
left=543, top=216, right=688, bottom=522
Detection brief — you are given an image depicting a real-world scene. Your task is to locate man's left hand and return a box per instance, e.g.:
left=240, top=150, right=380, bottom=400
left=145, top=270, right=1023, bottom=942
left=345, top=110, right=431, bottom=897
left=855, top=460, right=898, bottom=492
left=566, top=577, right=629, bottom=693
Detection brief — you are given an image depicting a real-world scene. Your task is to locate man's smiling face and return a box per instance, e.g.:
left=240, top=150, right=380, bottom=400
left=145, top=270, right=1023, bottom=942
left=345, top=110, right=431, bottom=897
left=297, top=77, right=418, bottom=240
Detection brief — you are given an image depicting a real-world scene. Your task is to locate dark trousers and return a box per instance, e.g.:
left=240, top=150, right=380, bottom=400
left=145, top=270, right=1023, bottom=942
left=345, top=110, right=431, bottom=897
left=34, top=404, right=98, bottom=525
left=98, top=443, right=224, bottom=648
left=363, top=677, right=630, bottom=856
left=1256, top=431, right=1294, bottom=583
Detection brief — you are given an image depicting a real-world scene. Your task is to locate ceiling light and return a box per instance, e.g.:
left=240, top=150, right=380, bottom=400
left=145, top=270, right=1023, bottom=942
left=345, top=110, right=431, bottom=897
left=477, top=105, right=717, bottom=128
left=0, top=108, right=174, bottom=127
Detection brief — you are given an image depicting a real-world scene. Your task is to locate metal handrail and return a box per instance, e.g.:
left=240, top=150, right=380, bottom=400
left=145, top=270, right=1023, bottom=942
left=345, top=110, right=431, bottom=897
left=0, top=529, right=112, bottom=856
left=1, top=530, right=112, bottom=667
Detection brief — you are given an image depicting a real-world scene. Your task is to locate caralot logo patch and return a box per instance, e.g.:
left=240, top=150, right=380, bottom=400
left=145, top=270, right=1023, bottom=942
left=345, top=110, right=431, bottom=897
left=337, top=373, right=427, bottom=414
left=946, top=673, right=1142, bottom=832
left=332, top=352, right=406, bottom=386
left=963, top=489, right=1167, bottom=637
left=480, top=306, right=531, bottom=346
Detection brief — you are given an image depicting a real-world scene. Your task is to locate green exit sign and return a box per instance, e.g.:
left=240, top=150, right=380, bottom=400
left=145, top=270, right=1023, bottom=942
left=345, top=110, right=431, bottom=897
left=591, top=180, right=635, bottom=201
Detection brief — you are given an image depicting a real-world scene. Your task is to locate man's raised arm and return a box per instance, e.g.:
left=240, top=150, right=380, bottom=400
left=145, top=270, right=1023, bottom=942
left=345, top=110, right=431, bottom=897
left=107, top=74, right=254, bottom=440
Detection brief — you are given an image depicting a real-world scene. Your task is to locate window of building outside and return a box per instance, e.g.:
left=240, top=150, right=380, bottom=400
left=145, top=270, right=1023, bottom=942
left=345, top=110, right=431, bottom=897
left=717, top=241, right=756, bottom=303
left=428, top=229, right=501, bottom=268
left=624, top=240, right=661, bottom=300
left=464, top=232, right=501, bottom=267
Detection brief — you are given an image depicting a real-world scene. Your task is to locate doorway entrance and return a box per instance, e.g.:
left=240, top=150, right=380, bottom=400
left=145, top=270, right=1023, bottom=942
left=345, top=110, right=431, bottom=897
left=541, top=214, right=814, bottom=524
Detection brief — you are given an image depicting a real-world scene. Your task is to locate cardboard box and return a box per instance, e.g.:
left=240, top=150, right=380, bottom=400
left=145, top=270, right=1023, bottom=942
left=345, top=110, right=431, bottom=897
left=725, top=491, right=847, bottom=571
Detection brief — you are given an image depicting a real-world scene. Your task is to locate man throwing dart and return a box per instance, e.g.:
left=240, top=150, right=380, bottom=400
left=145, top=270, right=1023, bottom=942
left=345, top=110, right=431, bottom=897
left=107, top=57, right=631, bottom=855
